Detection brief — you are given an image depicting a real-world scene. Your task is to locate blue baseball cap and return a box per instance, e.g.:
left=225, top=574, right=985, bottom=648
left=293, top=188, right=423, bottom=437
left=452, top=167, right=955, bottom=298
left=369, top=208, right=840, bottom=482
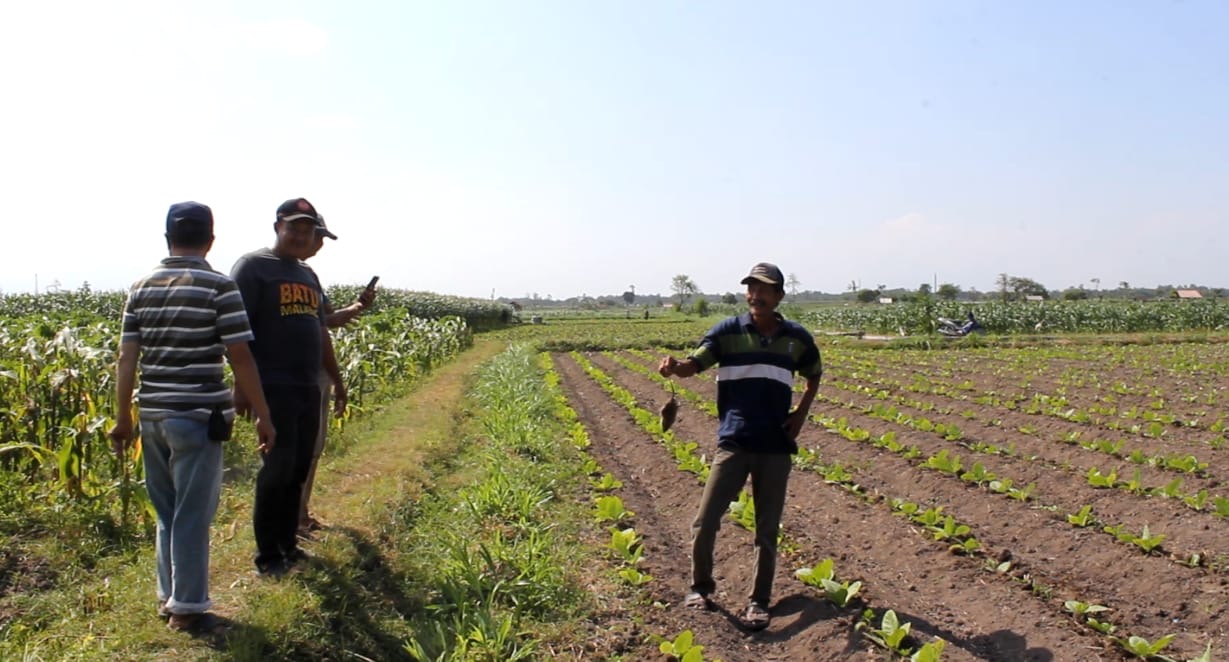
left=166, top=201, right=213, bottom=235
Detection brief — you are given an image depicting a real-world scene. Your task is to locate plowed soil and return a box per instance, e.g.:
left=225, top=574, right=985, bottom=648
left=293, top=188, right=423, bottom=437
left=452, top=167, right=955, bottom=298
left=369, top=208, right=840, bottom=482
left=555, top=346, right=1229, bottom=662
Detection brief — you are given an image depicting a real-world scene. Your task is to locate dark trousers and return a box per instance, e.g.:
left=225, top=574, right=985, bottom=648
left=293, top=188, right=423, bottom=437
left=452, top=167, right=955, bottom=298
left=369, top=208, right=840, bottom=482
left=253, top=383, right=320, bottom=569
left=691, top=447, right=792, bottom=605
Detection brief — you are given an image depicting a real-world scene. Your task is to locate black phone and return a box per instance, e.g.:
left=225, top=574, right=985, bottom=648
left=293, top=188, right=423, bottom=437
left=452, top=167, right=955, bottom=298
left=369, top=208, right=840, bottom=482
left=366, top=276, right=380, bottom=290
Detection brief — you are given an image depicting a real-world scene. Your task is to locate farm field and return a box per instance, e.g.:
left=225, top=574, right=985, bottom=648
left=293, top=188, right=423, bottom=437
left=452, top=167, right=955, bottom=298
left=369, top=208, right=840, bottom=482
left=546, top=338, right=1229, bottom=661
left=5, top=298, right=1229, bottom=660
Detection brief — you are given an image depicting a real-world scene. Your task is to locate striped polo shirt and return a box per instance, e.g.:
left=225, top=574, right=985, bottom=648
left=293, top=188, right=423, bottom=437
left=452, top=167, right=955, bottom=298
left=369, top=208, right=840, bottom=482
left=690, top=312, right=822, bottom=453
left=120, top=256, right=254, bottom=422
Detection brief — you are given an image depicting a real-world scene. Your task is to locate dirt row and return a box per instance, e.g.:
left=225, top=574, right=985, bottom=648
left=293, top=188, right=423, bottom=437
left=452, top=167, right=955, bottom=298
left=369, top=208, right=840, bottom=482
left=621, top=349, right=1229, bottom=557
left=585, top=350, right=1225, bottom=660
left=829, top=350, right=1229, bottom=449
left=560, top=352, right=1112, bottom=661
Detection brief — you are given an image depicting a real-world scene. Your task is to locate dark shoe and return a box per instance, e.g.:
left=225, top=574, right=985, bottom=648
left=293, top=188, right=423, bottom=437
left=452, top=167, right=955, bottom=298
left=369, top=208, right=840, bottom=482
left=284, top=547, right=310, bottom=565
left=741, top=601, right=771, bottom=631
left=167, top=612, right=210, bottom=632
left=302, top=515, right=324, bottom=531
left=157, top=602, right=171, bottom=620
left=683, top=591, right=712, bottom=610
left=257, top=559, right=290, bottom=578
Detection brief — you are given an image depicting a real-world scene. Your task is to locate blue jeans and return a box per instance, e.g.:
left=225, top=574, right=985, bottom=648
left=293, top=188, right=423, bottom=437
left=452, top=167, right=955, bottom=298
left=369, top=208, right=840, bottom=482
left=141, top=416, right=223, bottom=615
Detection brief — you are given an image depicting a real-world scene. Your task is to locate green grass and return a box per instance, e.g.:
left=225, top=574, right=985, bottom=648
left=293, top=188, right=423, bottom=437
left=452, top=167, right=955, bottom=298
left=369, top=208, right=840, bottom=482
left=0, top=339, right=613, bottom=660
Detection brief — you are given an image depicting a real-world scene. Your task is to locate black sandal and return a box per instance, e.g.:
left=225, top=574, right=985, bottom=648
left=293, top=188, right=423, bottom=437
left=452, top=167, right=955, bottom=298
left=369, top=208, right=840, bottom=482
left=741, top=601, right=771, bottom=630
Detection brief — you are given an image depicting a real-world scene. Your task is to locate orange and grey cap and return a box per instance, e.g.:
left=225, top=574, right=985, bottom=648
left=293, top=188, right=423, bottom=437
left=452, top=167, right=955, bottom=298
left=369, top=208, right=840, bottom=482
left=740, top=262, right=784, bottom=287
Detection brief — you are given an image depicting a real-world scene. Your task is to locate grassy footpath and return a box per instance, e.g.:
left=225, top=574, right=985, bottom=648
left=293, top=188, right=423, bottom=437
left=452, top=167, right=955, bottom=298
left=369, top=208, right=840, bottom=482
left=4, top=338, right=615, bottom=661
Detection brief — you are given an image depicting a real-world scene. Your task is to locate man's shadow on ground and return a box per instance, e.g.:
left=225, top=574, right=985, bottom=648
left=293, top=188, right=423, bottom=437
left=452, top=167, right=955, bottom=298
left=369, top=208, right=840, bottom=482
left=709, top=594, right=1054, bottom=661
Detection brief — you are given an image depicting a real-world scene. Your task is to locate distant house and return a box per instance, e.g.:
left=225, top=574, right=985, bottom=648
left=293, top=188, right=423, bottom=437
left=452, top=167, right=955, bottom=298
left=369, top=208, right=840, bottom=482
left=1025, top=295, right=1045, bottom=302
left=878, top=297, right=893, bottom=304
left=1176, top=289, right=1203, bottom=299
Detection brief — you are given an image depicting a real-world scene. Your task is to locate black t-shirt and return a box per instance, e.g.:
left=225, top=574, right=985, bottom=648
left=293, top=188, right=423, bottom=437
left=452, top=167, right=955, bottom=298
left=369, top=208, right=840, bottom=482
left=230, top=247, right=324, bottom=386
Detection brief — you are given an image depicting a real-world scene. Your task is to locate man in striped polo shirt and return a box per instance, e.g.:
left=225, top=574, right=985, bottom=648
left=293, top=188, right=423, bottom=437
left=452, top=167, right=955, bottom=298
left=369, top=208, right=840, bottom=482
left=659, top=262, right=822, bottom=632
left=110, top=201, right=275, bottom=632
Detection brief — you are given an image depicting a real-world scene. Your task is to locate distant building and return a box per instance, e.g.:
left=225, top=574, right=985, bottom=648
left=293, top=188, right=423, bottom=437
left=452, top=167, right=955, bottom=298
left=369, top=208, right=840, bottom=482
left=1176, top=289, right=1203, bottom=299
left=878, top=297, right=893, bottom=304
left=1025, top=295, right=1045, bottom=302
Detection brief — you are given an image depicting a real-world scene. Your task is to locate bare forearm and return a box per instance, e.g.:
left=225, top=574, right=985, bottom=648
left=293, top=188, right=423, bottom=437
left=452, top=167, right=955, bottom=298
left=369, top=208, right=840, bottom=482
left=794, top=375, right=820, bottom=413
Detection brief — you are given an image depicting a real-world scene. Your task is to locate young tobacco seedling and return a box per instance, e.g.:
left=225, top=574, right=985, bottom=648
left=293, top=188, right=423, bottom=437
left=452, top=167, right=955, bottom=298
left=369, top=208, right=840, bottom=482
left=617, top=567, right=653, bottom=586
left=856, top=609, right=913, bottom=655
left=960, top=462, right=996, bottom=486
left=609, top=528, right=644, bottom=565
left=910, top=639, right=947, bottom=662
left=1067, top=505, right=1096, bottom=527
left=594, top=495, right=634, bottom=523
left=1063, top=600, right=1110, bottom=620
left=1087, top=467, right=1119, bottom=488
left=1118, top=633, right=1174, bottom=660
left=591, top=472, right=623, bottom=491
left=658, top=630, right=707, bottom=662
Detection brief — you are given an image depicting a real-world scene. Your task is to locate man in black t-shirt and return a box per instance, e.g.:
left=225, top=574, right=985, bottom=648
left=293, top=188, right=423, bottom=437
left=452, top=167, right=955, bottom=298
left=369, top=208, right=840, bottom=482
left=231, top=197, right=348, bottom=576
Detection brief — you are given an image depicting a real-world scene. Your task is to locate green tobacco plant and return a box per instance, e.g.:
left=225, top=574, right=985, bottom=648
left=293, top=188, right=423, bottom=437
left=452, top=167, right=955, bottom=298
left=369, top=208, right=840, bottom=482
left=617, top=567, right=653, bottom=586
left=1063, top=600, right=1110, bottom=620
left=727, top=490, right=757, bottom=531
left=1118, top=634, right=1175, bottom=660
left=609, top=527, right=644, bottom=566
left=1087, top=467, right=1119, bottom=488
left=923, top=449, right=963, bottom=475
left=593, top=495, right=633, bottom=523
left=590, top=472, right=623, bottom=491
left=1067, top=505, right=1096, bottom=527
left=658, top=630, right=708, bottom=662
left=796, top=559, right=862, bottom=607
left=856, top=609, right=914, bottom=655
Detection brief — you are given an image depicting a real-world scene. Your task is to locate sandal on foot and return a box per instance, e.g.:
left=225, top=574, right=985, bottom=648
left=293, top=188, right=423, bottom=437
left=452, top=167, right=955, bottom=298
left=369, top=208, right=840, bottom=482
left=683, top=591, right=711, bottom=610
left=741, top=601, right=771, bottom=631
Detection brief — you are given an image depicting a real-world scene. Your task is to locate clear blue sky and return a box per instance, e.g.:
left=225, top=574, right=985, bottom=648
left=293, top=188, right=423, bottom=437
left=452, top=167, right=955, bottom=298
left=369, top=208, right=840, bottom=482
left=1, top=1, right=1225, bottom=299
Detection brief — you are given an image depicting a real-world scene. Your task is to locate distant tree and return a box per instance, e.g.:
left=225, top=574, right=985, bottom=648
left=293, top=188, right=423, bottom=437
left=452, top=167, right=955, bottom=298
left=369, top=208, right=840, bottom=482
left=856, top=288, right=879, bottom=304
left=622, top=285, right=635, bottom=306
left=671, top=274, right=699, bottom=305
left=786, top=273, right=801, bottom=298
left=1119, top=281, right=1130, bottom=291
left=1062, top=288, right=1089, bottom=301
left=996, top=273, right=1010, bottom=303
left=721, top=292, right=738, bottom=305
left=694, top=298, right=710, bottom=317
left=847, top=279, right=859, bottom=293
left=917, top=283, right=931, bottom=296
left=1090, top=277, right=1100, bottom=293
left=937, top=283, right=961, bottom=301
left=1009, top=276, right=1048, bottom=300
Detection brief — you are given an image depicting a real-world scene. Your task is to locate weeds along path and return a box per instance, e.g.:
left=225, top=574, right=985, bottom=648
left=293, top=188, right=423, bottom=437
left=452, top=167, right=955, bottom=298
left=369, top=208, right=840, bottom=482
left=609, top=350, right=1223, bottom=660
left=574, top=351, right=1103, bottom=662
